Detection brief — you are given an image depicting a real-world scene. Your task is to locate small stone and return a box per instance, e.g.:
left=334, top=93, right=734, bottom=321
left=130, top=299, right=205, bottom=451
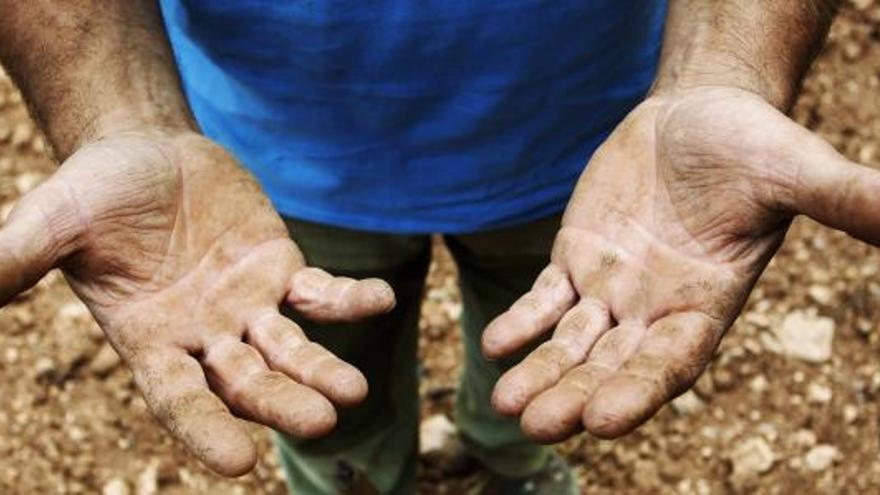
left=693, top=372, right=715, bottom=398
left=137, top=461, right=159, bottom=495
left=807, top=285, right=834, bottom=306
left=712, top=368, right=736, bottom=391
left=773, top=311, right=834, bottom=363
left=102, top=478, right=129, bottom=495
left=792, top=429, right=817, bottom=449
left=729, top=437, right=775, bottom=480
left=10, top=123, right=32, bottom=148
left=756, top=422, right=778, bottom=442
left=807, top=383, right=832, bottom=404
left=758, top=332, right=782, bottom=354
left=749, top=375, right=768, bottom=394
left=0, top=201, right=13, bottom=223
left=89, top=344, right=121, bottom=377
left=33, top=357, right=57, bottom=381
left=4, top=347, right=18, bottom=364
left=9, top=306, right=35, bottom=331
left=671, top=391, right=706, bottom=415
left=843, top=404, right=859, bottom=424
left=744, top=311, right=771, bottom=328
left=843, top=42, right=863, bottom=60
left=804, top=445, right=840, bottom=472
left=419, top=414, right=457, bottom=456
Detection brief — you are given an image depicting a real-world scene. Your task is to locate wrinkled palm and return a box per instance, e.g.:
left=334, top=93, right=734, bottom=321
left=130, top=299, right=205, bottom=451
left=485, top=87, right=880, bottom=442
left=0, top=131, right=395, bottom=475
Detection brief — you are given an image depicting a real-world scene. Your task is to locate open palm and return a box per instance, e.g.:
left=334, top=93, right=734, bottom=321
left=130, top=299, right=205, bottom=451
left=484, top=87, right=880, bottom=442
left=0, top=130, right=394, bottom=475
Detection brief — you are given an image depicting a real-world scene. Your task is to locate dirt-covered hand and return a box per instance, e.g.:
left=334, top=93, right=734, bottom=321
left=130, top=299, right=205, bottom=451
left=0, top=130, right=395, bottom=476
left=484, top=87, right=880, bottom=443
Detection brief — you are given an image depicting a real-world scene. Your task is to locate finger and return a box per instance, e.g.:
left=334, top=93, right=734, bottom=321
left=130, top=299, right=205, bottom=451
left=247, top=311, right=368, bottom=407
left=132, top=350, right=257, bottom=477
left=492, top=299, right=610, bottom=416
left=202, top=339, right=337, bottom=439
left=520, top=322, right=645, bottom=443
left=287, top=267, right=395, bottom=323
left=0, top=179, right=82, bottom=305
left=481, top=265, right=577, bottom=359
left=787, top=129, right=880, bottom=245
left=582, top=312, right=720, bottom=439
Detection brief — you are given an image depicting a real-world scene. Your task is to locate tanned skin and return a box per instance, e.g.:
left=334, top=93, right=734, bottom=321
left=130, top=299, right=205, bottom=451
left=486, top=0, right=880, bottom=442
left=0, top=1, right=395, bottom=477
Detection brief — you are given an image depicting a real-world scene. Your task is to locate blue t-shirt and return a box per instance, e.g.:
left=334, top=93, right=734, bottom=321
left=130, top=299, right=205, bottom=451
left=160, top=1, right=666, bottom=233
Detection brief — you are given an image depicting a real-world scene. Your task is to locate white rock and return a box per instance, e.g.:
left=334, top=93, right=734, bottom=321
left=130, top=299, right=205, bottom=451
left=671, top=391, right=706, bottom=415
left=807, top=285, right=834, bottom=306
left=102, top=478, right=130, bottom=495
left=730, top=437, right=775, bottom=480
left=137, top=461, right=159, bottom=495
left=13, top=172, right=44, bottom=195
left=791, top=429, right=817, bottom=449
left=90, top=344, right=121, bottom=377
left=804, top=445, right=840, bottom=472
left=773, top=311, right=834, bottom=363
left=419, top=414, right=457, bottom=456
left=843, top=405, right=859, bottom=424
left=749, top=375, right=768, bottom=394
left=0, top=202, right=13, bottom=223
left=807, top=383, right=832, bottom=404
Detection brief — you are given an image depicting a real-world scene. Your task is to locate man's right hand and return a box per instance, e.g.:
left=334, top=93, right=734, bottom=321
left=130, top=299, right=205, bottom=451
left=0, top=129, right=395, bottom=476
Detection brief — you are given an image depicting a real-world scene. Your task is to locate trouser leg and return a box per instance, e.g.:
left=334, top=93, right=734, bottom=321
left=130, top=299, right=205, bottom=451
left=446, top=215, right=562, bottom=477
left=275, top=218, right=430, bottom=495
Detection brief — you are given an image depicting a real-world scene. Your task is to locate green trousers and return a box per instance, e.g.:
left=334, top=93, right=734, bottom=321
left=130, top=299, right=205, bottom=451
left=275, top=215, right=561, bottom=495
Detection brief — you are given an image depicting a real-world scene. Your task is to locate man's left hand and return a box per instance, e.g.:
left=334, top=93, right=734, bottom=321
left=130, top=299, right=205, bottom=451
left=483, top=86, right=880, bottom=442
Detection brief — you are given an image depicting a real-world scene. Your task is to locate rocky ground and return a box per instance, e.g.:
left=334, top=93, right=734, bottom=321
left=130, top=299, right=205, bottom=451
left=2, top=2, right=880, bottom=494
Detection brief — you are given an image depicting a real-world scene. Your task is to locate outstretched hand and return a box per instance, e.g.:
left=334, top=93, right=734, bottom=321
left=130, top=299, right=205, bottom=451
left=484, top=87, right=880, bottom=443
left=0, top=130, right=395, bottom=476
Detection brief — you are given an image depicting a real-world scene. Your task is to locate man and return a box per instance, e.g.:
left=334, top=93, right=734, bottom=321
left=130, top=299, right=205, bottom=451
left=0, top=0, right=877, bottom=494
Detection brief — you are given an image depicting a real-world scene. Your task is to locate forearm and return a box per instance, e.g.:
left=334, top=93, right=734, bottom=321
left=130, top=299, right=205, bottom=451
left=0, top=1, right=195, bottom=160
left=651, top=0, right=840, bottom=110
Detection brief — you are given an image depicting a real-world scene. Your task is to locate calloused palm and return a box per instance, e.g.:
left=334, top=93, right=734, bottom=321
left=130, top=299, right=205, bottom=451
left=0, top=130, right=395, bottom=475
left=484, top=87, right=880, bottom=442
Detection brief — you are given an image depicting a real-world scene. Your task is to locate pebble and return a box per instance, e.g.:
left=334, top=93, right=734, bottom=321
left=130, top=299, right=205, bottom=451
left=419, top=414, right=457, bottom=456
left=89, top=344, right=121, bottom=377
left=671, top=391, right=706, bottom=415
left=13, top=172, right=43, bottom=195
left=137, top=461, right=158, bottom=495
left=102, top=477, right=130, bottom=495
left=806, top=383, right=833, bottom=404
left=773, top=311, right=834, bottom=363
left=749, top=375, right=768, bottom=394
left=10, top=123, right=32, bottom=148
left=712, top=368, right=736, bottom=391
left=807, top=285, right=834, bottom=306
left=804, top=445, right=840, bottom=472
left=729, top=437, right=775, bottom=480
left=843, top=404, right=859, bottom=424
left=33, top=357, right=57, bottom=381
left=792, top=429, right=818, bottom=449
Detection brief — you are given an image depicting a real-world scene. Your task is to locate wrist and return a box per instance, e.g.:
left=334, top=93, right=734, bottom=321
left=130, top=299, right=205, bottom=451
left=651, top=0, right=838, bottom=112
left=70, top=104, right=198, bottom=156
left=649, top=55, right=796, bottom=111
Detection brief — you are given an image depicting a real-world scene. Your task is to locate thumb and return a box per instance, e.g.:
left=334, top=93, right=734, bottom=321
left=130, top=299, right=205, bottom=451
left=0, top=178, right=83, bottom=305
left=785, top=133, right=880, bottom=246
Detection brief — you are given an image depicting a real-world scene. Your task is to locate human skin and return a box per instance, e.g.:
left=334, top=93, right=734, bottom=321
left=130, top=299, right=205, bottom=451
left=485, top=0, right=880, bottom=442
left=0, top=1, right=395, bottom=477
